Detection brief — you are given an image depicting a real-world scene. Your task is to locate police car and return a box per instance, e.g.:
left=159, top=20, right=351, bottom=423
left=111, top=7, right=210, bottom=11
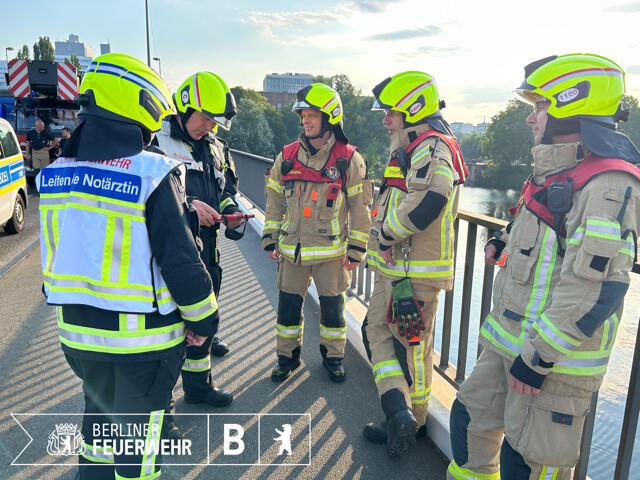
left=0, top=118, right=27, bottom=234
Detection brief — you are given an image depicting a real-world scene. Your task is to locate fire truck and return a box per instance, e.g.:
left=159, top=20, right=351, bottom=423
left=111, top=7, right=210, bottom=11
left=6, top=59, right=81, bottom=184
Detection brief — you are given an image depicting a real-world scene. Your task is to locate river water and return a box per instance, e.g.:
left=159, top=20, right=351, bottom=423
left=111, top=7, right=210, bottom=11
left=438, top=186, right=640, bottom=480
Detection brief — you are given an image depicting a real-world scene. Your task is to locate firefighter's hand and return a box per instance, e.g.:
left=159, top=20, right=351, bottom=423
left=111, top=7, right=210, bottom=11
left=508, top=374, right=541, bottom=395
left=226, top=217, right=244, bottom=229
left=267, top=245, right=281, bottom=261
left=484, top=244, right=498, bottom=265
left=185, top=329, right=207, bottom=347
left=192, top=200, right=221, bottom=227
left=342, top=256, right=359, bottom=271
left=381, top=246, right=395, bottom=266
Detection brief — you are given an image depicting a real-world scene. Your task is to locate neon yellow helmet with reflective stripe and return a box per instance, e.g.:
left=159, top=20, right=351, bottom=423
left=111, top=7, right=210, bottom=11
left=371, top=71, right=441, bottom=124
left=514, top=53, right=625, bottom=124
left=292, top=83, right=343, bottom=125
left=79, top=53, right=175, bottom=132
left=175, top=72, right=237, bottom=131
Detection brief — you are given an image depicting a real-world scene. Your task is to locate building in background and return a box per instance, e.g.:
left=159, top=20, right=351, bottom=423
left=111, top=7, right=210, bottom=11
left=100, top=43, right=112, bottom=55
left=259, top=91, right=297, bottom=109
left=451, top=121, right=490, bottom=137
left=263, top=72, right=313, bottom=93
left=54, top=34, right=94, bottom=71
left=0, top=61, right=8, bottom=89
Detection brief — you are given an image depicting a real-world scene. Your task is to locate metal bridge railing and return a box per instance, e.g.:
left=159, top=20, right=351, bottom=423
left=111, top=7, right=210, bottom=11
left=230, top=148, right=640, bottom=480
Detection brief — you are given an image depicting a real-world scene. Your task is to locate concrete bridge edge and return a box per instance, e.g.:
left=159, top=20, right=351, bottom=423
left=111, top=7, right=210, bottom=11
left=235, top=194, right=453, bottom=461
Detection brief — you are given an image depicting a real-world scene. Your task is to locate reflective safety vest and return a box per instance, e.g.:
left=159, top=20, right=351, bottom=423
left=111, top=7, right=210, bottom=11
left=382, top=129, right=467, bottom=192
left=155, top=120, right=228, bottom=192
left=281, top=140, right=356, bottom=189
left=514, top=154, right=640, bottom=234
left=36, top=152, right=184, bottom=315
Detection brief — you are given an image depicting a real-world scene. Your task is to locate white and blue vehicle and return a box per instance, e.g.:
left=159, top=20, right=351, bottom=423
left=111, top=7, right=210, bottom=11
left=0, top=117, right=27, bottom=234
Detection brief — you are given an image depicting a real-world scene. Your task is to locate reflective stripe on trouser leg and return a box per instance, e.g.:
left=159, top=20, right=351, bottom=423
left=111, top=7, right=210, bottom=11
left=319, top=293, right=346, bottom=358
left=452, top=349, right=508, bottom=478
left=182, top=356, right=211, bottom=372
left=366, top=275, right=412, bottom=410
left=275, top=289, right=305, bottom=358
left=313, top=259, right=350, bottom=358
left=406, top=283, right=438, bottom=426
left=447, top=460, right=501, bottom=480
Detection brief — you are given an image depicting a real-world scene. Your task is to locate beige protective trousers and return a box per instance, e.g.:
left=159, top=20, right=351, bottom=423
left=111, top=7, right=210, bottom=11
left=364, top=274, right=439, bottom=426
left=448, top=349, right=592, bottom=480
left=276, top=258, right=351, bottom=359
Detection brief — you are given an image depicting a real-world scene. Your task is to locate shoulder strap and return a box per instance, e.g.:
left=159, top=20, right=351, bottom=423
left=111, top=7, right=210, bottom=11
left=282, top=141, right=301, bottom=161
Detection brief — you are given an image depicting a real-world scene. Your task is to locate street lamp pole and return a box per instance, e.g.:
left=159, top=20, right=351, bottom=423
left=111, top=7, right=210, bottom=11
left=153, top=57, right=161, bottom=75
left=5, top=46, right=14, bottom=66
left=145, top=0, right=151, bottom=66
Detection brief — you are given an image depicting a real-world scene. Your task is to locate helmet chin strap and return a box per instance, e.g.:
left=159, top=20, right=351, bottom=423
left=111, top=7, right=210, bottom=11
left=306, top=114, right=331, bottom=140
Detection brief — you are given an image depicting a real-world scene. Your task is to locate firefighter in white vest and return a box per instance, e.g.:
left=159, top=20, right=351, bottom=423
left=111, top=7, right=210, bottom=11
left=448, top=54, right=640, bottom=480
left=263, top=83, right=372, bottom=382
left=362, top=71, right=467, bottom=457
left=154, top=72, right=240, bottom=414
left=37, top=53, right=220, bottom=480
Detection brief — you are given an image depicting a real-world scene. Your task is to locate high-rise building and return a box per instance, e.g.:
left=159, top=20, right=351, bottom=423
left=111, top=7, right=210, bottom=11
left=54, top=34, right=95, bottom=72
left=263, top=72, right=314, bottom=93
left=100, top=43, right=112, bottom=55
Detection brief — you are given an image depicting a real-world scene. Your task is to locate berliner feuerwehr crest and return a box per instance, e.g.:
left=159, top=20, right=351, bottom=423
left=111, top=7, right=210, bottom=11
left=325, top=166, right=340, bottom=180
left=47, top=423, right=86, bottom=456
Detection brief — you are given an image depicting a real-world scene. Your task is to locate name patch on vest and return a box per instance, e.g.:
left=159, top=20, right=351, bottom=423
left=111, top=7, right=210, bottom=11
left=40, top=167, right=142, bottom=202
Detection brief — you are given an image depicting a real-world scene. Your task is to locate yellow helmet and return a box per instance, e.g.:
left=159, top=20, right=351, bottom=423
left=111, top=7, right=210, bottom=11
left=372, top=71, right=442, bottom=124
left=292, top=83, right=343, bottom=124
left=514, top=53, right=640, bottom=162
left=175, top=72, right=237, bottom=131
left=292, top=83, right=349, bottom=143
left=514, top=53, right=625, bottom=124
left=79, top=53, right=175, bottom=132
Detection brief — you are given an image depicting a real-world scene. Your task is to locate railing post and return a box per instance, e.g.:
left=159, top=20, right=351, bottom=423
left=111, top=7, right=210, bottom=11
left=478, top=227, right=496, bottom=358
left=456, top=223, right=476, bottom=382
left=440, top=220, right=459, bottom=369
left=575, top=391, right=599, bottom=480
left=614, top=317, right=640, bottom=479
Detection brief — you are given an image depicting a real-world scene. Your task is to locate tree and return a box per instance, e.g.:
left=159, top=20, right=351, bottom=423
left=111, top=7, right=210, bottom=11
left=69, top=53, right=82, bottom=71
left=482, top=99, right=533, bottom=166
left=33, top=36, right=55, bottom=61
left=459, top=133, right=484, bottom=162
left=281, top=99, right=302, bottom=141
left=218, top=98, right=274, bottom=158
left=618, top=94, right=640, bottom=148
left=16, top=45, right=30, bottom=60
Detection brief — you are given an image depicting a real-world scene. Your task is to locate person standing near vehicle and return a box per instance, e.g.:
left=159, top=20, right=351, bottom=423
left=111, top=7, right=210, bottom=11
left=154, top=72, right=241, bottom=409
left=263, top=83, right=372, bottom=383
left=362, top=71, right=467, bottom=457
left=37, top=53, right=220, bottom=480
left=448, top=54, right=640, bottom=480
left=25, top=119, right=54, bottom=170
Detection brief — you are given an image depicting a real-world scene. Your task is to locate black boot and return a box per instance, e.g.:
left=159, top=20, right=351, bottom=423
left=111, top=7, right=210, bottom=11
left=363, top=420, right=426, bottom=444
left=386, top=409, right=418, bottom=456
left=363, top=419, right=388, bottom=444
left=271, top=355, right=301, bottom=382
left=322, top=356, right=346, bottom=382
left=211, top=336, right=229, bottom=357
left=184, top=387, right=233, bottom=407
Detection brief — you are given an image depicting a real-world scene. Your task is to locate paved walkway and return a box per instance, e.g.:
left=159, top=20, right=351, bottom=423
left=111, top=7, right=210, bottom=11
left=0, top=223, right=448, bottom=480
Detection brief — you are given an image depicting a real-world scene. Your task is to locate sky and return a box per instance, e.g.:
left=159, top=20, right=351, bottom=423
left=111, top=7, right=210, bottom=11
left=2, top=0, right=640, bottom=124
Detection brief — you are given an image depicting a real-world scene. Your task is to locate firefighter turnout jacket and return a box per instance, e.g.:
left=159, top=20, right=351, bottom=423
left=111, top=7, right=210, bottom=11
left=367, top=123, right=462, bottom=290
left=263, top=132, right=372, bottom=265
left=37, top=151, right=220, bottom=361
left=481, top=142, right=640, bottom=392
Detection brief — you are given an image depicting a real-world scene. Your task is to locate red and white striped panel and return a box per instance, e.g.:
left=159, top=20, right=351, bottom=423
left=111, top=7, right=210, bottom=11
left=57, top=62, right=78, bottom=101
left=8, top=59, right=30, bottom=98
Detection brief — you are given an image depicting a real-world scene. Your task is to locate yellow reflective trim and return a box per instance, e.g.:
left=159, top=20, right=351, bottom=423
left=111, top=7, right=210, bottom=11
left=0, top=178, right=26, bottom=196
left=384, top=166, right=404, bottom=178
left=101, top=216, right=116, bottom=282
left=119, top=217, right=132, bottom=284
